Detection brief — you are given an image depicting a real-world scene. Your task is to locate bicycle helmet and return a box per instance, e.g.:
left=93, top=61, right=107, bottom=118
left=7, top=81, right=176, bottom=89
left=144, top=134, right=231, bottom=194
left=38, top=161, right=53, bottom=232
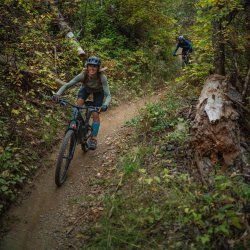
left=178, top=35, right=185, bottom=41
left=86, top=56, right=101, bottom=66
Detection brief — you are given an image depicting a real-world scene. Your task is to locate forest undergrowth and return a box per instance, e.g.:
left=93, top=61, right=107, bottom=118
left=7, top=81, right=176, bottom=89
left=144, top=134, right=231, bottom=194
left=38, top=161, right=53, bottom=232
left=1, top=1, right=250, bottom=247
left=0, top=0, right=179, bottom=214
left=85, top=80, right=250, bottom=250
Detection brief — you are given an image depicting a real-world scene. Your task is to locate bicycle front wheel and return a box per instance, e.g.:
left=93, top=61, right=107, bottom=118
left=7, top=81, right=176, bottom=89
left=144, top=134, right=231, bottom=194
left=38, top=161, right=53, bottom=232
left=55, top=129, right=76, bottom=186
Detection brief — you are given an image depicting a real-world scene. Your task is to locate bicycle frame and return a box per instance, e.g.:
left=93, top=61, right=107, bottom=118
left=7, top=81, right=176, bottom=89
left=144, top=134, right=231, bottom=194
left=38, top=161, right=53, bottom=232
left=67, top=110, right=84, bottom=144
left=176, top=51, right=190, bottom=67
left=54, top=98, right=101, bottom=186
left=60, top=99, right=100, bottom=145
left=182, top=52, right=189, bottom=66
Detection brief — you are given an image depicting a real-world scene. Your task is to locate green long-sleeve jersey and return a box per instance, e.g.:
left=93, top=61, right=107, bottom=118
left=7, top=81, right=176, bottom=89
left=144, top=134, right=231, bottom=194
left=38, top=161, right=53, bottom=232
left=56, top=71, right=111, bottom=106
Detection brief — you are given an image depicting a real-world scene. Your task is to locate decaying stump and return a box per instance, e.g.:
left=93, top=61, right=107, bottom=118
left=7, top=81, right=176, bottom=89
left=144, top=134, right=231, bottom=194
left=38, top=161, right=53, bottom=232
left=190, top=74, right=244, bottom=173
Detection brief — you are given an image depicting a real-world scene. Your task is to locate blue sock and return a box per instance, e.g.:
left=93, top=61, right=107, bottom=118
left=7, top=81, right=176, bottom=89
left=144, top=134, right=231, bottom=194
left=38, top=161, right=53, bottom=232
left=92, top=122, right=100, bottom=137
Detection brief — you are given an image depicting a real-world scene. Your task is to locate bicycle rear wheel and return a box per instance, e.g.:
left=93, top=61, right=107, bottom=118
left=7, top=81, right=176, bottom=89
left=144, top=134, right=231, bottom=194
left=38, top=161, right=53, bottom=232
left=182, top=56, right=187, bottom=68
left=55, top=129, right=76, bottom=186
left=182, top=54, right=190, bottom=68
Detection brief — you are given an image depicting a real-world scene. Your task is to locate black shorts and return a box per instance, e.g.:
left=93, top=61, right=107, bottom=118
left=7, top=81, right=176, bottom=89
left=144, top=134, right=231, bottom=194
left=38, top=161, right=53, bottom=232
left=182, top=48, right=192, bottom=54
left=78, top=87, right=104, bottom=107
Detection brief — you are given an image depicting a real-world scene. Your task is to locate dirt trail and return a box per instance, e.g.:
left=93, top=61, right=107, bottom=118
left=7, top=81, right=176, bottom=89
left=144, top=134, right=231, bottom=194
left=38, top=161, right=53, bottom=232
left=0, top=93, right=163, bottom=250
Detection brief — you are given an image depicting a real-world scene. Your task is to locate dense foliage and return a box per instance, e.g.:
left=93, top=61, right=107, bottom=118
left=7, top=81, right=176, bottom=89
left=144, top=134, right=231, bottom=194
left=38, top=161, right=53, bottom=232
left=0, top=0, right=178, bottom=213
left=181, top=0, right=250, bottom=86
left=0, top=0, right=249, bottom=248
left=86, top=81, right=250, bottom=249
left=80, top=0, right=250, bottom=248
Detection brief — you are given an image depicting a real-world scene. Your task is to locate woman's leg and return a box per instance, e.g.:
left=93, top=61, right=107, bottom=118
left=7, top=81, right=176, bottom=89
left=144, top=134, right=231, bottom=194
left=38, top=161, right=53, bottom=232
left=90, top=91, right=104, bottom=144
left=72, top=87, right=88, bottom=118
left=91, top=112, right=100, bottom=141
left=77, top=87, right=89, bottom=105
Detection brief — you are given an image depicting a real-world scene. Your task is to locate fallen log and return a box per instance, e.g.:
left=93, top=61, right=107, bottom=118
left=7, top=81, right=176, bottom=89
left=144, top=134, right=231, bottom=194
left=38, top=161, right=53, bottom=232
left=190, top=74, right=244, bottom=173
left=47, top=0, right=85, bottom=57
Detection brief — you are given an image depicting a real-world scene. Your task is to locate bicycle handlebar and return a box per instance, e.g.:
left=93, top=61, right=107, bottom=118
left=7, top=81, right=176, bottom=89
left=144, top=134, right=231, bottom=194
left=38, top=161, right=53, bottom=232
left=58, top=99, right=101, bottom=113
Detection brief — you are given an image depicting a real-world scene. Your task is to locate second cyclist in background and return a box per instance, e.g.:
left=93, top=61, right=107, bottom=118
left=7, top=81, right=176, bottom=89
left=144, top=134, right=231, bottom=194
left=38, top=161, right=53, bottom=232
left=173, top=36, right=193, bottom=65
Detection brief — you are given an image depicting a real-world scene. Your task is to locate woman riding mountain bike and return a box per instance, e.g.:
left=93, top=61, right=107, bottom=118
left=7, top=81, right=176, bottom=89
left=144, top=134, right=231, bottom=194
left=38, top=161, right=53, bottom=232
left=53, top=56, right=111, bottom=150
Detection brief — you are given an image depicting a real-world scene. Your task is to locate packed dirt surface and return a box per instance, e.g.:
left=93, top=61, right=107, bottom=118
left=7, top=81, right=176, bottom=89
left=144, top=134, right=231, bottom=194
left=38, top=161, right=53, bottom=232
left=0, top=92, right=163, bottom=250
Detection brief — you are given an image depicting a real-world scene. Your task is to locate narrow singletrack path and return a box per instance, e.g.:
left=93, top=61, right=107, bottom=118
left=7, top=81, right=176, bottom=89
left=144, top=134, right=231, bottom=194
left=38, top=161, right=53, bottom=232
left=0, top=93, right=163, bottom=250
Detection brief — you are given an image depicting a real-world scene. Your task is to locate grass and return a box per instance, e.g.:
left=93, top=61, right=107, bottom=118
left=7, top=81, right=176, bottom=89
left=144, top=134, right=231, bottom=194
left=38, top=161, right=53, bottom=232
left=82, top=81, right=250, bottom=250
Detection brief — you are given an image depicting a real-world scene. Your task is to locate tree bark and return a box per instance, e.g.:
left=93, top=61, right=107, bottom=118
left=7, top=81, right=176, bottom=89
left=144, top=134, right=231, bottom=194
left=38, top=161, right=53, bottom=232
left=242, top=66, right=250, bottom=100
left=190, top=74, right=242, bottom=172
left=244, top=0, right=250, bottom=64
left=213, top=21, right=225, bottom=75
left=244, top=0, right=250, bottom=99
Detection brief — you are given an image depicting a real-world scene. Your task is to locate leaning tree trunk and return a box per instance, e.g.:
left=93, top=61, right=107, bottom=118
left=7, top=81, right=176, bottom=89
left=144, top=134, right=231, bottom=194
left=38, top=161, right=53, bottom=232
left=190, top=74, right=244, bottom=176
left=47, top=0, right=85, bottom=57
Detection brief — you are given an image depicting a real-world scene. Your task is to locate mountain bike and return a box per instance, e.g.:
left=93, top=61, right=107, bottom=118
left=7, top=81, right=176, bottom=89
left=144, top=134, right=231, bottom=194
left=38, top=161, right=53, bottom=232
left=54, top=99, right=100, bottom=187
left=181, top=51, right=190, bottom=68
left=175, top=51, right=190, bottom=68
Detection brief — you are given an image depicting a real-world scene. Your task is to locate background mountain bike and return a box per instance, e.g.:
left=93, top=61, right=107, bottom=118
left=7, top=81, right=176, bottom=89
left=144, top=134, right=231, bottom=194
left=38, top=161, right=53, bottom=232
left=54, top=99, right=101, bottom=187
left=176, top=52, right=190, bottom=68
left=181, top=51, right=190, bottom=68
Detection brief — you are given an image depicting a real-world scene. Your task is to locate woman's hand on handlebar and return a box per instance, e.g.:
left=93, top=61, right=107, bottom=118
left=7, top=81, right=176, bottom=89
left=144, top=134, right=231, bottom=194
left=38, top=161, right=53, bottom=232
left=100, top=105, right=108, bottom=112
left=52, top=94, right=61, bottom=102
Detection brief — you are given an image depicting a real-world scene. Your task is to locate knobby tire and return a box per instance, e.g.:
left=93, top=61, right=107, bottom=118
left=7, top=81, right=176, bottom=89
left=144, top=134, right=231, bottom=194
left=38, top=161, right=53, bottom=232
left=55, top=129, right=76, bottom=186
